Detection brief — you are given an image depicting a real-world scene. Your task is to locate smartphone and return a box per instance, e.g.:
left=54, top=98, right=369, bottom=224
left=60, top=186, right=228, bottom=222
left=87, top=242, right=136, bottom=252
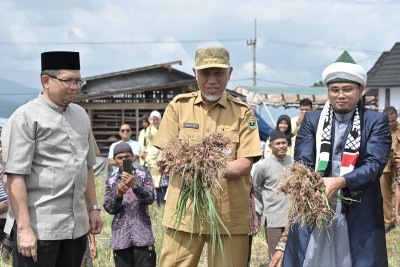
left=122, top=158, right=133, bottom=174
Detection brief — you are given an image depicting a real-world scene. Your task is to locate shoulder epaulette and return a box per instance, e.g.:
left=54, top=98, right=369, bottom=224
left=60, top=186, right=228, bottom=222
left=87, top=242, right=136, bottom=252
left=227, top=93, right=251, bottom=109
left=172, top=91, right=199, bottom=102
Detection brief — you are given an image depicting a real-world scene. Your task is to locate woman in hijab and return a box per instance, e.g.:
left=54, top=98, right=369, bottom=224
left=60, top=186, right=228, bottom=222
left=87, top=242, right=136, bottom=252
left=144, top=110, right=168, bottom=207
left=263, top=114, right=296, bottom=157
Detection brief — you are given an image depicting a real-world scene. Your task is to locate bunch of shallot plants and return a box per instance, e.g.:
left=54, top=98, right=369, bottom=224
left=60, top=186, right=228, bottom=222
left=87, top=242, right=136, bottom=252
left=278, top=162, right=355, bottom=229
left=157, top=131, right=231, bottom=263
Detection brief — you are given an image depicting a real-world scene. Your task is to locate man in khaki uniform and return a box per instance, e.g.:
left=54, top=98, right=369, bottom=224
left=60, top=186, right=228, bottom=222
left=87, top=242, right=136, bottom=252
left=393, top=125, right=400, bottom=227
left=154, top=46, right=262, bottom=267
left=381, top=106, right=398, bottom=232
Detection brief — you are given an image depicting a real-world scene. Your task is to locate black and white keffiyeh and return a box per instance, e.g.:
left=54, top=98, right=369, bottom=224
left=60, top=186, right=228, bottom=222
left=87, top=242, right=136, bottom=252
left=316, top=101, right=361, bottom=176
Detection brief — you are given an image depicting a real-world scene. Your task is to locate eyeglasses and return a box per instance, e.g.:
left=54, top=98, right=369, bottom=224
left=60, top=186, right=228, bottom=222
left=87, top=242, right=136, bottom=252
left=47, top=75, right=86, bottom=88
left=120, top=129, right=131, bottom=133
left=328, top=87, right=356, bottom=95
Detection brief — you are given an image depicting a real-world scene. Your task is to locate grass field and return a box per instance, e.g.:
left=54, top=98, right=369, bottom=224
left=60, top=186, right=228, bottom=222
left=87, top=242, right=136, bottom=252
left=1, top=173, right=400, bottom=267
left=91, top=174, right=400, bottom=267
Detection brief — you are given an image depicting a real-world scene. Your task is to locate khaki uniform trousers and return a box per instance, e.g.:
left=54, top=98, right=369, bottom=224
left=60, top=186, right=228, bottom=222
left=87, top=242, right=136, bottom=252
left=159, top=228, right=248, bottom=267
left=265, top=226, right=285, bottom=260
left=380, top=172, right=395, bottom=226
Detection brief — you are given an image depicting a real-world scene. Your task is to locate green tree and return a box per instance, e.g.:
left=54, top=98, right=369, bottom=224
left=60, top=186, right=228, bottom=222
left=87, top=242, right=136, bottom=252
left=311, top=81, right=324, bottom=87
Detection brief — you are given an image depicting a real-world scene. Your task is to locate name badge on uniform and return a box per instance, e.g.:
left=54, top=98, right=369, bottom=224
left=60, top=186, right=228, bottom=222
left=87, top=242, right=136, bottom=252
left=183, top=122, right=199, bottom=129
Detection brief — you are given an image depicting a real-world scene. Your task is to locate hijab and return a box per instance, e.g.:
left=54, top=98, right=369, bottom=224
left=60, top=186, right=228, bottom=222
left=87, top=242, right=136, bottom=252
left=276, top=114, right=294, bottom=146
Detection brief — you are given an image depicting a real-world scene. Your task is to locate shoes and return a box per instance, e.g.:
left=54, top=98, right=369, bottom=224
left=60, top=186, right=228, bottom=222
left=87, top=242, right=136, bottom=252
left=385, top=223, right=396, bottom=234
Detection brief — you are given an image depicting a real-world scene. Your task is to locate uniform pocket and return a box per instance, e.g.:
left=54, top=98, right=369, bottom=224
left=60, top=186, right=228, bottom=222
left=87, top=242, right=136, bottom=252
left=222, top=131, right=239, bottom=161
left=178, top=128, right=201, bottom=142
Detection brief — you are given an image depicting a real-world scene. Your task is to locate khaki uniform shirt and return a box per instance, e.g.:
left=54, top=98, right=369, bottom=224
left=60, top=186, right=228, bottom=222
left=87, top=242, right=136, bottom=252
left=1, top=94, right=96, bottom=240
left=154, top=91, right=262, bottom=235
left=383, top=125, right=398, bottom=173
left=392, top=127, right=400, bottom=183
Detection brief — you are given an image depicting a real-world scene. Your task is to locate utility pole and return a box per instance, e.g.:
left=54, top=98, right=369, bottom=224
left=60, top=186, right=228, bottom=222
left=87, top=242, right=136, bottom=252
left=247, top=19, right=257, bottom=86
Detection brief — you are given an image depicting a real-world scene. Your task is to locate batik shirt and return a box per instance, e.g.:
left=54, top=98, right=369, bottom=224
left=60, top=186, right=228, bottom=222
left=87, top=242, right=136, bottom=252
left=104, top=168, right=155, bottom=250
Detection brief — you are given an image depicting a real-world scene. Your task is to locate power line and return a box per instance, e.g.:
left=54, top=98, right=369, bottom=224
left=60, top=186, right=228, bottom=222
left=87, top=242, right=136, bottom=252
left=230, top=78, right=253, bottom=82
left=0, top=93, right=38, bottom=96
left=266, top=39, right=382, bottom=55
left=231, top=77, right=308, bottom=87
left=0, top=38, right=247, bottom=46
left=0, top=38, right=384, bottom=54
left=256, top=78, right=308, bottom=87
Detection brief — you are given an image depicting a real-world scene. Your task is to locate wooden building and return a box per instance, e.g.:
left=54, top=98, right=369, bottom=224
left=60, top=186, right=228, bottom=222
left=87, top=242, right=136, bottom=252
left=74, top=61, right=197, bottom=155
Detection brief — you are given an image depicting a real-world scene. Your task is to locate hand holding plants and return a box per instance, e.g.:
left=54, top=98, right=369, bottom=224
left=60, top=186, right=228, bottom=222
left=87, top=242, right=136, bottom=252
left=278, top=163, right=357, bottom=229
left=322, top=176, right=346, bottom=203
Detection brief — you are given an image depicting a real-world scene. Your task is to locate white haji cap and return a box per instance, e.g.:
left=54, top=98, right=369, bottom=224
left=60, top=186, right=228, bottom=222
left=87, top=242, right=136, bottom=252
left=322, top=50, right=367, bottom=86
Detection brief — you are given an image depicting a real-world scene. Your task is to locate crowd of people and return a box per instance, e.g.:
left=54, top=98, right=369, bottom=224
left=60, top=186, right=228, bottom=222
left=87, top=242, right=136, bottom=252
left=0, top=45, right=399, bottom=267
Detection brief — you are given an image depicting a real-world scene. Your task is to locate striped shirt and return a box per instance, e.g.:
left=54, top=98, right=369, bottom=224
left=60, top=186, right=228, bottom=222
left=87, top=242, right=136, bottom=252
left=0, top=181, right=6, bottom=203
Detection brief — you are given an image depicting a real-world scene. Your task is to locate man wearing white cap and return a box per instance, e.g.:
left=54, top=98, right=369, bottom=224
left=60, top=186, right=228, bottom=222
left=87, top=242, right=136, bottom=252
left=278, top=51, right=391, bottom=267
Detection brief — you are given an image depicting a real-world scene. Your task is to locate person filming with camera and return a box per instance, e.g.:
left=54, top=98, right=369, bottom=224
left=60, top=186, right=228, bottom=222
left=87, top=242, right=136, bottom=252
left=104, top=142, right=156, bottom=267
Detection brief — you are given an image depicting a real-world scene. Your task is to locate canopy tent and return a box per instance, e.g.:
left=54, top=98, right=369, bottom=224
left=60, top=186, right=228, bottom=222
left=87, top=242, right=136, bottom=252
left=237, top=86, right=327, bottom=141
left=235, top=85, right=377, bottom=110
left=252, top=104, right=300, bottom=141
left=253, top=107, right=273, bottom=141
left=235, top=86, right=328, bottom=107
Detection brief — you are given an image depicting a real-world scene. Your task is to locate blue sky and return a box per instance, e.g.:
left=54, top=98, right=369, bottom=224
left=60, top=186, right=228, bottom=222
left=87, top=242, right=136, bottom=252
left=0, top=0, right=399, bottom=91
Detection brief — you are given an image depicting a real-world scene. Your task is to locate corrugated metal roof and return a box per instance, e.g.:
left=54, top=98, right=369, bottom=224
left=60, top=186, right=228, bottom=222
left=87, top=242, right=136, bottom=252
left=83, top=61, right=186, bottom=81
left=242, top=86, right=327, bottom=95
left=76, top=61, right=196, bottom=100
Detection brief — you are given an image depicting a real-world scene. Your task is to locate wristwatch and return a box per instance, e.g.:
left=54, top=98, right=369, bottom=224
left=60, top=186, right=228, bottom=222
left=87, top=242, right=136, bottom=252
left=88, top=204, right=101, bottom=213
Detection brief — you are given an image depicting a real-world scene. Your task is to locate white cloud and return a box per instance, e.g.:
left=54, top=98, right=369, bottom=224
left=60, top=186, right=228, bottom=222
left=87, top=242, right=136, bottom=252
left=0, top=0, right=399, bottom=89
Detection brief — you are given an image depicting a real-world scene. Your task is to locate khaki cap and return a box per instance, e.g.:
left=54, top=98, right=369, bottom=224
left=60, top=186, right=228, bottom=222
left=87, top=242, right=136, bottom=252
left=194, top=46, right=230, bottom=70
